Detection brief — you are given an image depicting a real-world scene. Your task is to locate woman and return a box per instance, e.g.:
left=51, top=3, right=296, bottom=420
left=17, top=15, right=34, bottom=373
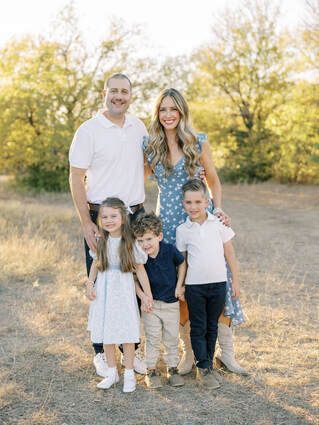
left=143, top=88, right=247, bottom=375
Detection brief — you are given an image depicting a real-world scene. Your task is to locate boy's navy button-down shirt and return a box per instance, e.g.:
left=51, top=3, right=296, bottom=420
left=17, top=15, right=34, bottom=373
left=144, top=241, right=184, bottom=303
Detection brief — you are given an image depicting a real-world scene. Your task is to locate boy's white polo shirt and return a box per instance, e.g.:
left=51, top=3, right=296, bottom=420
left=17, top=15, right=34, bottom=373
left=176, top=212, right=235, bottom=285
left=69, top=111, right=147, bottom=206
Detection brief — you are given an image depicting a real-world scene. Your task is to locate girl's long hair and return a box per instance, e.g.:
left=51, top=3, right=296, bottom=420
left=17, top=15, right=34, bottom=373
left=146, top=88, right=200, bottom=177
left=96, top=198, right=135, bottom=273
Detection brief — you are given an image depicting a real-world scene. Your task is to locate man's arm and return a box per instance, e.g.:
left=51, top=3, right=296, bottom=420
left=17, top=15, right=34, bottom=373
left=69, top=166, right=98, bottom=251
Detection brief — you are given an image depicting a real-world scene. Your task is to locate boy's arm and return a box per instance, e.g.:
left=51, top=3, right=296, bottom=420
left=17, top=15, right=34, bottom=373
left=224, top=241, right=240, bottom=298
left=175, top=253, right=187, bottom=301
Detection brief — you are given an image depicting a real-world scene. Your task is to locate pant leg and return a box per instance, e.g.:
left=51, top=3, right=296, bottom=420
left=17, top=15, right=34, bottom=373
left=142, top=301, right=162, bottom=369
left=206, top=282, right=226, bottom=367
left=159, top=301, right=180, bottom=368
left=185, top=284, right=210, bottom=369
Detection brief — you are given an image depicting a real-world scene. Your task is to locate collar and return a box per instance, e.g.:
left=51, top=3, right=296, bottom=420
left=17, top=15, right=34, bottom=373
left=185, top=211, right=216, bottom=228
left=95, top=111, right=133, bottom=129
left=148, top=241, right=165, bottom=260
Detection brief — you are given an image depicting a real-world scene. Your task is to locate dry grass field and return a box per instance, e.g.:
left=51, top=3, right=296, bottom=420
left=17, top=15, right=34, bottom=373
left=0, top=181, right=318, bottom=425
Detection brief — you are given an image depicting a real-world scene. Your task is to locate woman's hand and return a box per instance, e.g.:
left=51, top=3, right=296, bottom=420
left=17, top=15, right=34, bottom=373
left=213, top=208, right=231, bottom=227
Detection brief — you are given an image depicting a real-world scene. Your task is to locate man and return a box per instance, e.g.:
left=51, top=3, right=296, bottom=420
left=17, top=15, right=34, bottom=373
left=69, top=73, right=147, bottom=377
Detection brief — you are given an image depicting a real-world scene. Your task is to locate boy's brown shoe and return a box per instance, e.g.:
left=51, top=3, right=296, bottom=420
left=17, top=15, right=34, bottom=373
left=196, top=367, right=220, bottom=389
left=167, top=367, right=185, bottom=387
left=145, top=370, right=163, bottom=389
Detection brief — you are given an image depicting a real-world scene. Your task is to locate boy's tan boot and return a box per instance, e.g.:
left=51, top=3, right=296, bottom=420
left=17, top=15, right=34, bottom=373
left=167, top=367, right=185, bottom=387
left=215, top=323, right=248, bottom=375
left=177, top=321, right=194, bottom=375
left=145, top=370, right=163, bottom=389
left=196, top=367, right=220, bottom=389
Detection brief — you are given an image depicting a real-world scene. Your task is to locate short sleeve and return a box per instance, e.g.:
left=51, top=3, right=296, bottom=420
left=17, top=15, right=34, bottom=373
left=171, top=245, right=185, bottom=266
left=89, top=249, right=97, bottom=260
left=218, top=222, right=235, bottom=243
left=196, top=132, right=208, bottom=154
left=133, top=241, right=148, bottom=264
left=176, top=226, right=187, bottom=252
left=69, top=125, right=94, bottom=169
left=142, top=135, right=150, bottom=152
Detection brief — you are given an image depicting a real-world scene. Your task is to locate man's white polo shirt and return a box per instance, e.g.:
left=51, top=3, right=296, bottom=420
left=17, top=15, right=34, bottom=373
left=69, top=111, right=147, bottom=206
left=176, top=212, right=235, bottom=285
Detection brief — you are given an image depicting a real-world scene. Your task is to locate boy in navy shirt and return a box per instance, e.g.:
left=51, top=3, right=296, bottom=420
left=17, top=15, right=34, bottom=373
left=133, top=213, right=186, bottom=389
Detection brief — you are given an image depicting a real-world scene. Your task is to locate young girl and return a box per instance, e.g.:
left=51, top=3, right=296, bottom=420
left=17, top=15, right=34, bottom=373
left=86, top=197, right=153, bottom=393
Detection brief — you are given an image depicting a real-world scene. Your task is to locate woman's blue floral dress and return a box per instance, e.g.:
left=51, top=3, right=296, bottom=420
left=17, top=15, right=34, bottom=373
left=143, top=133, right=244, bottom=325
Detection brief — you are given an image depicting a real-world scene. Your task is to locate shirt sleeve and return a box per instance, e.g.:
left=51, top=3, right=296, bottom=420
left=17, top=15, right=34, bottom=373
left=69, top=125, right=94, bottom=169
left=196, top=132, right=208, bottom=153
left=176, top=226, right=187, bottom=252
left=171, top=245, right=185, bottom=266
left=142, top=135, right=150, bottom=152
left=218, top=222, right=235, bottom=243
left=133, top=241, right=148, bottom=264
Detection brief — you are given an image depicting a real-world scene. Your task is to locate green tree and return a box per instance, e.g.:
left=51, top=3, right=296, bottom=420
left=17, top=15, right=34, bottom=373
left=191, top=0, right=291, bottom=181
left=0, top=4, right=148, bottom=190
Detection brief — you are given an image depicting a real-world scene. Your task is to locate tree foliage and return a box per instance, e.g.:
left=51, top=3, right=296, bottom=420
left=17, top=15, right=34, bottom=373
left=189, top=0, right=293, bottom=181
left=0, top=0, right=318, bottom=189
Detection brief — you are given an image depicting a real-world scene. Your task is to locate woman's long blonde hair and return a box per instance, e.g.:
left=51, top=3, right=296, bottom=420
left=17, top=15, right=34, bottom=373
left=146, top=88, right=200, bottom=176
left=96, top=198, right=135, bottom=273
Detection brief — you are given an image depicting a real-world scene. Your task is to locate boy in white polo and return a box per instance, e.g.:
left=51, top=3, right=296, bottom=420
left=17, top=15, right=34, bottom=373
left=176, top=179, right=240, bottom=389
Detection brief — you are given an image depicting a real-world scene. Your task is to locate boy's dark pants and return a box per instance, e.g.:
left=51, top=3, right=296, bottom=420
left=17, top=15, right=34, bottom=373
left=185, top=282, right=226, bottom=370
left=85, top=207, right=145, bottom=355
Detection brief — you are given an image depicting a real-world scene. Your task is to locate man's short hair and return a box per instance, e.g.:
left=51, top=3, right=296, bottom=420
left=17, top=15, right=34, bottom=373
left=104, top=73, right=132, bottom=90
left=132, top=212, right=162, bottom=237
left=182, top=178, right=210, bottom=199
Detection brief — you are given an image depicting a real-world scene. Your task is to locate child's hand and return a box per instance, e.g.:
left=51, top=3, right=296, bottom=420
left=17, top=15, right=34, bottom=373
left=231, top=280, right=240, bottom=299
left=141, top=294, right=153, bottom=312
left=86, top=281, right=96, bottom=301
left=175, top=285, right=185, bottom=301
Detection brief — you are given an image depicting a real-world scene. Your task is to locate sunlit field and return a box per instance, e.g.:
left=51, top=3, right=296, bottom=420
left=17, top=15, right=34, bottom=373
left=0, top=181, right=318, bottom=425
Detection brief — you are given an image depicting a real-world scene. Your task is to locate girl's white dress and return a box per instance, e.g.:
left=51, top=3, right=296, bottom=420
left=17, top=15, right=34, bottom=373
left=87, top=237, right=147, bottom=344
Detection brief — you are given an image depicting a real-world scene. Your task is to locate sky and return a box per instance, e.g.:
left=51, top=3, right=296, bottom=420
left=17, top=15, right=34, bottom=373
left=0, top=0, right=308, bottom=57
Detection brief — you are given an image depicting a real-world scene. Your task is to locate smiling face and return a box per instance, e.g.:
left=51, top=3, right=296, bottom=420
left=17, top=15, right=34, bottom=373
left=136, top=231, right=163, bottom=258
left=99, top=206, right=123, bottom=237
left=103, top=77, right=131, bottom=118
left=158, top=96, right=181, bottom=131
left=183, top=190, right=208, bottom=223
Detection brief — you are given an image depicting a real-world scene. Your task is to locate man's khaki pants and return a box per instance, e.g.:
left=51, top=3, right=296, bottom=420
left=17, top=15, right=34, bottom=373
left=142, top=300, right=180, bottom=369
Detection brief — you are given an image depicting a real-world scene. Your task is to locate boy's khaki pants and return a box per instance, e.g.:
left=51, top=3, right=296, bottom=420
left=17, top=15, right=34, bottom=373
left=142, top=300, right=180, bottom=369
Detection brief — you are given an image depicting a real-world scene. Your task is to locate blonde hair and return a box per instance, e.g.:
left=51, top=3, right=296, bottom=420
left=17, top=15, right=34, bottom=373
left=182, top=178, right=210, bottom=199
left=96, top=198, right=135, bottom=273
left=146, top=88, right=200, bottom=177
